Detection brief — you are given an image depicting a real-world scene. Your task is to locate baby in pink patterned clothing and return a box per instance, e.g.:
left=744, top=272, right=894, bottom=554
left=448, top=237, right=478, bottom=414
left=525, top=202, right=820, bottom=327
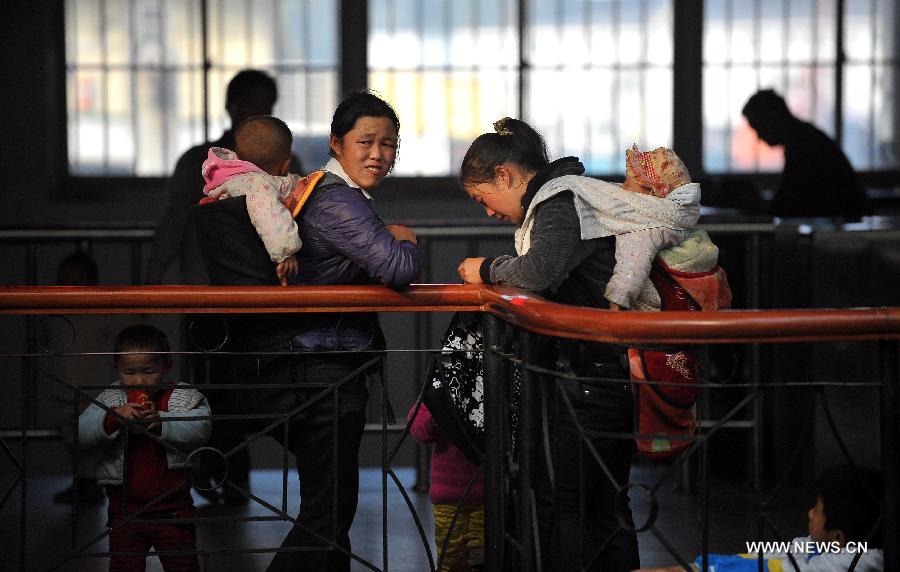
left=604, top=145, right=702, bottom=309
left=201, top=115, right=303, bottom=285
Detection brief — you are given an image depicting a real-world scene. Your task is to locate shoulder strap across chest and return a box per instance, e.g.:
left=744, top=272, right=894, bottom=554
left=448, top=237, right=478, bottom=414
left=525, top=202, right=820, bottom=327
left=282, top=170, right=325, bottom=218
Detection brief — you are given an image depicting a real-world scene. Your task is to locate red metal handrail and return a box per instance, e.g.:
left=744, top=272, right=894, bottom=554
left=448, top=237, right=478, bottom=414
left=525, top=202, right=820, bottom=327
left=1, top=284, right=898, bottom=344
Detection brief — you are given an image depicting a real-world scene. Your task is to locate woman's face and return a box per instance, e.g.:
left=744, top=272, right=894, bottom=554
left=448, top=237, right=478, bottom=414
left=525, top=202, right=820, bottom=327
left=464, top=165, right=528, bottom=224
left=329, top=115, right=398, bottom=190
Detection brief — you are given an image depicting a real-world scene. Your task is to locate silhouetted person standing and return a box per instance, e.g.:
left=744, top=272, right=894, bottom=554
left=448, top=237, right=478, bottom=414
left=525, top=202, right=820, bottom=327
left=742, top=89, right=871, bottom=219
left=147, top=69, right=302, bottom=285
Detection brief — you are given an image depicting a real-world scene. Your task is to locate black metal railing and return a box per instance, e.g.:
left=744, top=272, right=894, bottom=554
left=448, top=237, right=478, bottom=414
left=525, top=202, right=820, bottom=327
left=0, top=285, right=897, bottom=571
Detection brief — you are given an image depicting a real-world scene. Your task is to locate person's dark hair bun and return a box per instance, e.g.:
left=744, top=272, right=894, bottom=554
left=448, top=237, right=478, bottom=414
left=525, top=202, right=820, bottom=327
left=460, top=118, right=549, bottom=185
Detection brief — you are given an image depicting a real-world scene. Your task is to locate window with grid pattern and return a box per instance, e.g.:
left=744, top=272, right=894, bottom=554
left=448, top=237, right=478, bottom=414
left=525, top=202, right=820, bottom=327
left=66, top=0, right=896, bottom=179
left=526, top=0, right=674, bottom=174
left=65, top=0, right=338, bottom=176
left=844, top=0, right=897, bottom=170
left=368, top=0, right=520, bottom=176
left=703, top=0, right=898, bottom=173
left=368, top=0, right=674, bottom=176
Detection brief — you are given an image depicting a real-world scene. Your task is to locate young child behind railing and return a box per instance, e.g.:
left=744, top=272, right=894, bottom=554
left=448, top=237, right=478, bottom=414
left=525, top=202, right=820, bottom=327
left=637, top=464, right=884, bottom=572
left=408, top=401, right=485, bottom=571
left=45, top=251, right=135, bottom=505
left=78, top=324, right=211, bottom=571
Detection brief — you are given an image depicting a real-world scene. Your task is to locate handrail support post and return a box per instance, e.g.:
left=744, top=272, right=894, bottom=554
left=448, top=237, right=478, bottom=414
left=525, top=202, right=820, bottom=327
left=881, top=340, right=899, bottom=571
left=483, top=314, right=506, bottom=572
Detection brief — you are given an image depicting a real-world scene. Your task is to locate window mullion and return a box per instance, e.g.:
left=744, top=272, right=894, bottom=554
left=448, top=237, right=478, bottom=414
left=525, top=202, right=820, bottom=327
left=201, top=0, right=209, bottom=143
left=129, top=0, right=139, bottom=172
left=517, top=0, right=527, bottom=121
left=340, top=0, right=367, bottom=94
left=835, top=0, right=846, bottom=147
left=673, top=0, right=703, bottom=176
left=100, top=0, right=110, bottom=172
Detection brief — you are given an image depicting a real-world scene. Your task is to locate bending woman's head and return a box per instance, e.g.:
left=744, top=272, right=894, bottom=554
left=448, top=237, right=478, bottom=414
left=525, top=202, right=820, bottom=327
left=329, top=91, right=400, bottom=190
left=459, top=118, right=550, bottom=224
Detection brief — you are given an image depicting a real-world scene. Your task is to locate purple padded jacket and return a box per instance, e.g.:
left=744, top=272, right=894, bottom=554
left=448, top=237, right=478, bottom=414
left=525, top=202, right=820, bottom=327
left=285, top=171, right=425, bottom=351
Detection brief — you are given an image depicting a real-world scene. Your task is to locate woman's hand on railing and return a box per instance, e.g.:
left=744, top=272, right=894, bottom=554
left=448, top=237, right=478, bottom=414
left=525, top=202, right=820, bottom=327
left=458, top=257, right=486, bottom=284
left=386, top=224, right=418, bottom=244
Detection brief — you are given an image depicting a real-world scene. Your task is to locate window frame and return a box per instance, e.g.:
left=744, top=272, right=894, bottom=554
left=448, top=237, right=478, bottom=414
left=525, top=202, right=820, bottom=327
left=59, top=0, right=900, bottom=197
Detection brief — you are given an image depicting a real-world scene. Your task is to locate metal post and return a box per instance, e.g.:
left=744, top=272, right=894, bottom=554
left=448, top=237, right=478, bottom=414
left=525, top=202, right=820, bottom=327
left=19, top=353, right=29, bottom=572
left=200, top=0, right=209, bottom=143
left=339, top=0, right=368, bottom=95
left=21, top=245, right=36, bottom=571
left=880, top=340, right=899, bottom=570
left=382, top=376, right=390, bottom=572
left=672, top=0, right=704, bottom=177
left=834, top=0, right=845, bottom=146
left=482, top=314, right=506, bottom=571
left=517, top=0, right=527, bottom=120
left=413, top=236, right=432, bottom=494
left=518, top=331, right=536, bottom=570
left=700, top=437, right=709, bottom=572
left=748, top=232, right=763, bottom=490
left=72, top=389, right=80, bottom=548
left=894, top=1, right=900, bottom=170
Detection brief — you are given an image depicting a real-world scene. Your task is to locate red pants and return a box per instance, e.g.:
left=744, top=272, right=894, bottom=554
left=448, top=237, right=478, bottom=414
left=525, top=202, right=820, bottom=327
left=108, top=513, right=199, bottom=572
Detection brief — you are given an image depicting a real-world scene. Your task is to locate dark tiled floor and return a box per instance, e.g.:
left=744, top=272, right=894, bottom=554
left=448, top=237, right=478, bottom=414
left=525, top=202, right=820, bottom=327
left=0, top=459, right=810, bottom=571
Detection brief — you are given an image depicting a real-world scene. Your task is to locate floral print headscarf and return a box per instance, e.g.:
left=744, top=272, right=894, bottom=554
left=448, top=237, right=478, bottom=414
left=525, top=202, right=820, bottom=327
left=624, top=144, right=692, bottom=198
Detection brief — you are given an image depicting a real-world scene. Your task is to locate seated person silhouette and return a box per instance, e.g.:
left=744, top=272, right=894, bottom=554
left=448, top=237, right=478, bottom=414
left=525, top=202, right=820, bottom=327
left=742, top=89, right=871, bottom=220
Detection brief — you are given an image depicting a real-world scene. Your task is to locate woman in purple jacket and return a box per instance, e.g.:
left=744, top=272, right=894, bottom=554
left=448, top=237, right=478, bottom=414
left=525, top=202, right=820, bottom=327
left=260, top=92, right=425, bottom=571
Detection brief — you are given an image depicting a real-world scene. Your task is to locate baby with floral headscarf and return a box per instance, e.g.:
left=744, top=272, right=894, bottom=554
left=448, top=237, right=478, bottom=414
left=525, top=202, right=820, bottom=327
left=622, top=144, right=692, bottom=198
left=603, top=144, right=710, bottom=310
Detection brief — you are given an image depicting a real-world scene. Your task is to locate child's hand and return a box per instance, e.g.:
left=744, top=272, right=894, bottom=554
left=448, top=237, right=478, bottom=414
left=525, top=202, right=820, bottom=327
left=134, top=401, right=163, bottom=433
left=457, top=257, right=486, bottom=284
left=137, top=400, right=157, bottom=417
left=276, top=255, right=299, bottom=286
left=112, top=400, right=156, bottom=422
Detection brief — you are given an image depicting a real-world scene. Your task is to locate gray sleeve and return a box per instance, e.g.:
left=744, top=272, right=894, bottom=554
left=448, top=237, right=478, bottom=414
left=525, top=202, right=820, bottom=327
left=78, top=400, right=120, bottom=446
left=605, top=231, right=657, bottom=308
left=606, top=228, right=685, bottom=308
left=488, top=192, right=592, bottom=293
left=159, top=396, right=212, bottom=452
